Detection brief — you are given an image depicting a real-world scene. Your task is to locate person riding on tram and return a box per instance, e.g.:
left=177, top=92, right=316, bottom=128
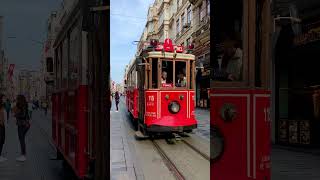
left=161, top=71, right=173, bottom=87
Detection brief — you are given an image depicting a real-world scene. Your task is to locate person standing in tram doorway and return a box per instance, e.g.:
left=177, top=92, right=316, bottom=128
left=115, top=91, right=120, bottom=112
left=0, top=95, right=7, bottom=162
left=214, top=33, right=243, bottom=81
left=4, top=99, right=11, bottom=123
left=13, top=95, right=30, bottom=162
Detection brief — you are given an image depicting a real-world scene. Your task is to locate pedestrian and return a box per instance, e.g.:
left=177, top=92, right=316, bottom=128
left=28, top=101, right=33, bottom=120
left=0, top=95, right=7, bottom=162
left=42, top=100, right=48, bottom=116
left=115, top=91, right=120, bottom=112
left=4, top=99, right=11, bottom=122
left=13, top=95, right=30, bottom=162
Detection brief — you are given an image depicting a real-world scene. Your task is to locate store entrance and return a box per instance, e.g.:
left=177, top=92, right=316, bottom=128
left=274, top=25, right=320, bottom=148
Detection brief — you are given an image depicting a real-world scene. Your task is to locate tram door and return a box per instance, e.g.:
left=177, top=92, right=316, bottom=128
left=137, top=58, right=146, bottom=122
left=211, top=0, right=271, bottom=180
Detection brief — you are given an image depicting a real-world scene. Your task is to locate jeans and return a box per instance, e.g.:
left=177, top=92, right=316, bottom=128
left=116, top=101, right=119, bottom=111
left=18, top=125, right=29, bottom=155
left=6, top=110, right=9, bottom=121
left=0, top=126, right=5, bottom=155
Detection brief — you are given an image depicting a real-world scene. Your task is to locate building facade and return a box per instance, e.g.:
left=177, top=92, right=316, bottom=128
left=189, top=0, right=210, bottom=108
left=41, top=11, right=58, bottom=104
left=134, top=0, right=210, bottom=108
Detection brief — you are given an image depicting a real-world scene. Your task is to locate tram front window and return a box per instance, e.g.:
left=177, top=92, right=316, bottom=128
left=175, top=61, right=187, bottom=87
left=161, top=60, right=173, bottom=87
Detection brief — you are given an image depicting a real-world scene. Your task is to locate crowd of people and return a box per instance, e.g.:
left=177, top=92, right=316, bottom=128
left=0, top=94, right=49, bottom=163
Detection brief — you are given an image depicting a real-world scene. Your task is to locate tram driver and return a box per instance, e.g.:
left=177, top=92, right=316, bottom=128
left=161, top=71, right=173, bottom=87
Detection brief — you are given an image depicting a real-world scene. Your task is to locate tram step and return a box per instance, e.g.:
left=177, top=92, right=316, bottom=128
left=134, top=131, right=149, bottom=140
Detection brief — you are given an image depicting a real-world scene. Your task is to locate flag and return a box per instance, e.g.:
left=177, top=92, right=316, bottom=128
left=7, top=64, right=15, bottom=82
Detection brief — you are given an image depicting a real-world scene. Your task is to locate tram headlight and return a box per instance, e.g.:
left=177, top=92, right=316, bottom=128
left=168, top=101, right=180, bottom=114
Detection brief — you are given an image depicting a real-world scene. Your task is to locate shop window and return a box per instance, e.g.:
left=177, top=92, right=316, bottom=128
left=212, top=0, right=243, bottom=82
left=161, top=60, right=173, bottom=87
left=175, top=61, right=187, bottom=87
left=152, top=58, right=158, bottom=88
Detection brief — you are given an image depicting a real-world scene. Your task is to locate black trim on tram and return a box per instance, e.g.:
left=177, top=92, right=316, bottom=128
left=147, top=124, right=197, bottom=133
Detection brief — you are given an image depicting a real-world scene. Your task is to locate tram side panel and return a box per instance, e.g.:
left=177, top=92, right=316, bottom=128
left=210, top=90, right=271, bottom=180
left=211, top=91, right=248, bottom=179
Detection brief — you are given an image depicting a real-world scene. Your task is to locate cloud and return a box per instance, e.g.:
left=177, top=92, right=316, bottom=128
left=110, top=0, right=155, bottom=82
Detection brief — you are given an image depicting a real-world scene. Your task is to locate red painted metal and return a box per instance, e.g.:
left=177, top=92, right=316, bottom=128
left=210, top=89, right=271, bottom=180
left=52, top=86, right=89, bottom=178
left=127, top=89, right=197, bottom=131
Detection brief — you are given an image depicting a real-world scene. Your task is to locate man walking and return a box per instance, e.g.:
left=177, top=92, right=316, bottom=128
left=115, top=91, right=120, bottom=112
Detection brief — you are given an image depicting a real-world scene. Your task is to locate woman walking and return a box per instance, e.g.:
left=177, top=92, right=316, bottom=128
left=0, top=95, right=7, bottom=162
left=115, top=91, right=120, bottom=112
left=13, top=95, right=30, bottom=162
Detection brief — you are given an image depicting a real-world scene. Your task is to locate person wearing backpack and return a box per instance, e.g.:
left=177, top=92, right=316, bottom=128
left=0, top=95, right=7, bottom=162
left=13, top=95, right=30, bottom=162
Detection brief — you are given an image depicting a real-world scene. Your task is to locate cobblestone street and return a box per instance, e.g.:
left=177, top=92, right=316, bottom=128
left=194, top=108, right=210, bottom=141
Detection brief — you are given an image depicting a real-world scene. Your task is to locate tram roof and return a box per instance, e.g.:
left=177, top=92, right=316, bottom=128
left=146, top=51, right=195, bottom=60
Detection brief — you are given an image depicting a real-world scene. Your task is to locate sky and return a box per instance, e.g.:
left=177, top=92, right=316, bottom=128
left=111, top=0, right=154, bottom=83
left=0, top=0, right=62, bottom=71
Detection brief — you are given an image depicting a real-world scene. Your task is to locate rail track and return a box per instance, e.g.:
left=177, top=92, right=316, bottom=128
left=151, top=136, right=210, bottom=180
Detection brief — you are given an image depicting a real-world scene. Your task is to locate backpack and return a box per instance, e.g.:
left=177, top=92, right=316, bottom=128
left=15, top=108, right=30, bottom=126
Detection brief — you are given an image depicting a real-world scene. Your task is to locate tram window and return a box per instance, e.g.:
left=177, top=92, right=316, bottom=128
left=152, top=58, right=158, bottom=88
left=175, top=61, right=187, bottom=87
left=213, top=0, right=243, bottom=82
left=161, top=60, right=173, bottom=87
left=190, top=61, right=194, bottom=89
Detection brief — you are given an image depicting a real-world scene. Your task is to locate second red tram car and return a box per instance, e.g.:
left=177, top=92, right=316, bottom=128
left=125, top=38, right=197, bottom=136
left=51, top=2, right=109, bottom=179
left=211, top=0, right=272, bottom=180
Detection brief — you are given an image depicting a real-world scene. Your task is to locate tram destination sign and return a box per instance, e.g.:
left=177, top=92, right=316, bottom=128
left=294, top=31, right=320, bottom=46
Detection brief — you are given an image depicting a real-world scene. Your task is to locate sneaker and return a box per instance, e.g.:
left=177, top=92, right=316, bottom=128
left=0, top=156, right=7, bottom=162
left=16, top=155, right=26, bottom=162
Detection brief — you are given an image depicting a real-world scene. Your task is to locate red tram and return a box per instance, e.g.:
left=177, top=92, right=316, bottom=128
left=51, top=2, right=109, bottom=179
left=211, top=0, right=272, bottom=180
left=125, top=38, right=197, bottom=136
